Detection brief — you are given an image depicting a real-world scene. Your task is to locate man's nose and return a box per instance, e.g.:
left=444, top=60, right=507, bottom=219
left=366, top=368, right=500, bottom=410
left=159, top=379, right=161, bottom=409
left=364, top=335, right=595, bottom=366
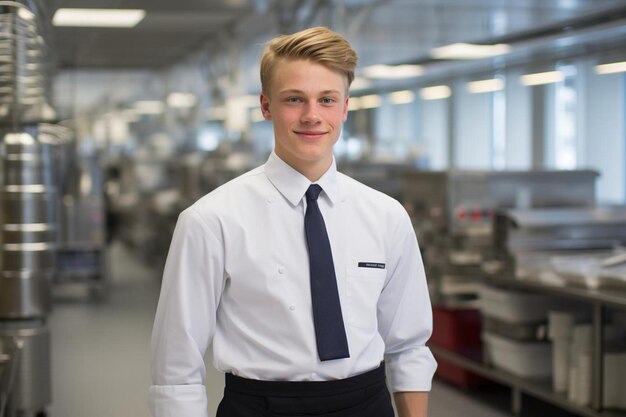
left=301, top=102, right=321, bottom=123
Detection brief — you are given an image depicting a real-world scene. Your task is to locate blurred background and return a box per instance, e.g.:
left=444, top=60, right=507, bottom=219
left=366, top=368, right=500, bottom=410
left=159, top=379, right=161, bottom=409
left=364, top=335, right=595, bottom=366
left=0, top=0, right=626, bottom=416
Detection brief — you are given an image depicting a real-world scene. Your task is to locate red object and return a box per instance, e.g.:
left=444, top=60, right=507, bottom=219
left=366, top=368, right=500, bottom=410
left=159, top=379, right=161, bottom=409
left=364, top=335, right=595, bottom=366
left=431, top=307, right=482, bottom=348
left=431, top=307, right=489, bottom=387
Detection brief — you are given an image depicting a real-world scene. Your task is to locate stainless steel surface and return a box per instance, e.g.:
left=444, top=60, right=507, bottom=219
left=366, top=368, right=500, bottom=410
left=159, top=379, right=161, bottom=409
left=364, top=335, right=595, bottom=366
left=0, top=277, right=49, bottom=319
left=493, top=206, right=626, bottom=287
left=0, top=4, right=55, bottom=416
left=494, top=207, right=626, bottom=253
left=431, top=344, right=626, bottom=417
left=402, top=169, right=599, bottom=305
left=0, top=1, right=52, bottom=124
left=0, top=321, right=50, bottom=414
left=592, top=303, right=605, bottom=411
left=477, top=278, right=626, bottom=415
left=0, top=127, right=57, bottom=318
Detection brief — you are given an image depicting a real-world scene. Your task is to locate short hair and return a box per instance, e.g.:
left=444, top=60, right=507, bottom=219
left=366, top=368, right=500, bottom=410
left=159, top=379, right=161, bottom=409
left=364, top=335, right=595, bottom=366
left=260, top=26, right=358, bottom=94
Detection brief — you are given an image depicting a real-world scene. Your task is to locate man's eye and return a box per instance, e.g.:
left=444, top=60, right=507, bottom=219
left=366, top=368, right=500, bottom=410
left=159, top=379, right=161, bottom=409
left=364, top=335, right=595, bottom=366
left=286, top=97, right=302, bottom=103
left=321, top=98, right=336, bottom=104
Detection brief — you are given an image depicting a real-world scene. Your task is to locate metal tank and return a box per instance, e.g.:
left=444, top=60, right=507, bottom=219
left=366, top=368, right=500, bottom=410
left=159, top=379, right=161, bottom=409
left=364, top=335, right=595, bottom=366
left=0, top=1, right=59, bottom=416
left=0, top=128, right=57, bottom=319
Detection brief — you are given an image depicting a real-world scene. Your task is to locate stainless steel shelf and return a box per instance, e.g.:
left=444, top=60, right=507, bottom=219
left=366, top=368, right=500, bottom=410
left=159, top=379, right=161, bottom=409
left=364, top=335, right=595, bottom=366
left=431, top=345, right=626, bottom=417
left=485, top=277, right=626, bottom=310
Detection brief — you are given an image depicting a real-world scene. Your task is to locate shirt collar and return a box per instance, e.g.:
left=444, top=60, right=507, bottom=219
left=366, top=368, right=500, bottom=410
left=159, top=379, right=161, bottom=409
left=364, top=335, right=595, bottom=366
left=265, top=151, right=338, bottom=206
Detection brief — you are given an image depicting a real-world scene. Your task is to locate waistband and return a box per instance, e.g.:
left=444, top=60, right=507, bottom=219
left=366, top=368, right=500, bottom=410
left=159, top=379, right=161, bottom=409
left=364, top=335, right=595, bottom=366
left=225, top=363, right=386, bottom=397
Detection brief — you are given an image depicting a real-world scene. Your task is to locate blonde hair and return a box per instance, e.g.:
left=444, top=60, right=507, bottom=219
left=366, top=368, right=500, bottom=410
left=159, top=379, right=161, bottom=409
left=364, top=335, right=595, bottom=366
left=260, top=26, right=358, bottom=94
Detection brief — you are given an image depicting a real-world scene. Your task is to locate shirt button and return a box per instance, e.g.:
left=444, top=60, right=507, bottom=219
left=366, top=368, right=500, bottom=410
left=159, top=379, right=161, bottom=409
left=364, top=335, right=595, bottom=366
left=278, top=267, right=285, bottom=274
left=267, top=197, right=273, bottom=203
left=289, top=305, right=296, bottom=311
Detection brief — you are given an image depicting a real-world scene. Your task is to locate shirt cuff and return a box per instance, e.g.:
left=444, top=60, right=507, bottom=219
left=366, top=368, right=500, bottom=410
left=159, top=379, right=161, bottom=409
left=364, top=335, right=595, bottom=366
left=385, top=346, right=438, bottom=392
left=148, top=384, right=209, bottom=417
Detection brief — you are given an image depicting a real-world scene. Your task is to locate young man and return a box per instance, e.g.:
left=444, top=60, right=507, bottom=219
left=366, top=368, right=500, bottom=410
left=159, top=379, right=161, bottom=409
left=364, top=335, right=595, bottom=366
left=149, top=27, right=436, bottom=417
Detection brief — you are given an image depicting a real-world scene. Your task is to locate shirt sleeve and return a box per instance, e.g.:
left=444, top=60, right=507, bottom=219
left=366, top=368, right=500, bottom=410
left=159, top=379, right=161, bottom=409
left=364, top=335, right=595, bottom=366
left=378, top=205, right=437, bottom=392
left=148, top=207, right=226, bottom=417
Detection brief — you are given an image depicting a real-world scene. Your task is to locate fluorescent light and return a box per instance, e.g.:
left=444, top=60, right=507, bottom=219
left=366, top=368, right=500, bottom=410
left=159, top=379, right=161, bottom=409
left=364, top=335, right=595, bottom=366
left=360, top=94, right=382, bottom=109
left=362, top=64, right=422, bottom=79
left=520, top=70, right=564, bottom=86
left=431, top=43, right=510, bottom=60
left=595, top=61, right=626, bottom=75
left=466, top=78, right=504, bottom=94
left=419, top=85, right=451, bottom=100
left=134, top=100, right=164, bottom=115
left=167, top=93, right=197, bottom=108
left=348, top=97, right=362, bottom=111
left=52, top=8, right=146, bottom=28
left=350, top=77, right=372, bottom=91
left=389, top=90, right=415, bottom=105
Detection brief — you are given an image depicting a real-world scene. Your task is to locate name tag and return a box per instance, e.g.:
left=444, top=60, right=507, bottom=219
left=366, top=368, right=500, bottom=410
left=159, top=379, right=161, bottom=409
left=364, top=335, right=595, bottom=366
left=358, top=262, right=385, bottom=269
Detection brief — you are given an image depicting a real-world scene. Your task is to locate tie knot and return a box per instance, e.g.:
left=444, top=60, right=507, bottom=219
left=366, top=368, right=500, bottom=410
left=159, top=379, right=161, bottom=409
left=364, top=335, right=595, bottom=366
left=306, top=184, right=323, bottom=201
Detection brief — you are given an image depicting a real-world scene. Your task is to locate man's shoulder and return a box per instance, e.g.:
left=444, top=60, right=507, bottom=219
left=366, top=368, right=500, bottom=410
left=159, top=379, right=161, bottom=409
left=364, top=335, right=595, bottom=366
left=338, top=172, right=404, bottom=213
left=189, top=164, right=267, bottom=216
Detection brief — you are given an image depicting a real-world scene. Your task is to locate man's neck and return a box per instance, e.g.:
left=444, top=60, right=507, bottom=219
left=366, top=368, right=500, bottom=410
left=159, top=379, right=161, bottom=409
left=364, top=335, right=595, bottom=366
left=273, top=151, right=333, bottom=182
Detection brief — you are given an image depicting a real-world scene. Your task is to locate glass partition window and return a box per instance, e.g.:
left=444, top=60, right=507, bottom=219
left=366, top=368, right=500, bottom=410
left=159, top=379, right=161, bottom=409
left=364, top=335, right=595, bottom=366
left=547, top=64, right=579, bottom=169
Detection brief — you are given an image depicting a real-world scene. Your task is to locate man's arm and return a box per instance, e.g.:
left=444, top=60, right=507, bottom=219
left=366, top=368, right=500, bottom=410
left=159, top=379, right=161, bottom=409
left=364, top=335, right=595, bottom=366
left=148, top=207, right=225, bottom=417
left=394, top=392, right=429, bottom=417
left=377, top=203, right=437, bottom=406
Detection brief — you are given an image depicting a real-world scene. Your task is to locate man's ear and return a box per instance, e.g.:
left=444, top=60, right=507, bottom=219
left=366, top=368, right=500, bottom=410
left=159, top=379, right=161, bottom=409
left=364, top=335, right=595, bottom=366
left=260, top=93, right=272, bottom=120
left=342, top=95, right=349, bottom=122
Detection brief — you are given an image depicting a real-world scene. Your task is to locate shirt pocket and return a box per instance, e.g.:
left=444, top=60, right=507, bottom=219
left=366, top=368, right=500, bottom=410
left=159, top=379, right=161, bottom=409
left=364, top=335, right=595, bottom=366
left=345, top=265, right=387, bottom=331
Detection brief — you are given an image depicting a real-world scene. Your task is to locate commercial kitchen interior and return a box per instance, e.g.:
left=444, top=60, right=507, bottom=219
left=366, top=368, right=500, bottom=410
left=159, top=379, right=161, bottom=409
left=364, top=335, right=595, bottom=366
left=1, top=0, right=626, bottom=416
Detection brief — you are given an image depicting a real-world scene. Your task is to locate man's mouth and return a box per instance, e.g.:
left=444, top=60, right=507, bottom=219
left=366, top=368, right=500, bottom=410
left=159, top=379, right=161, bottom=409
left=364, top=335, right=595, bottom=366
left=295, top=130, right=326, bottom=138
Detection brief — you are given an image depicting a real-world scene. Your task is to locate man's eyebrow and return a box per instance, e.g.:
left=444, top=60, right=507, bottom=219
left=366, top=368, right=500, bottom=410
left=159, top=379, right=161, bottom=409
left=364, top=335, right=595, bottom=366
left=278, top=89, right=342, bottom=96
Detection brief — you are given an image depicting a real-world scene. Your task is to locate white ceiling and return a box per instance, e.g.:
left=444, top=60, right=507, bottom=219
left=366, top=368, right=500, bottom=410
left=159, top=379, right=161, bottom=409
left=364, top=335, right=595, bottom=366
left=44, top=0, right=626, bottom=69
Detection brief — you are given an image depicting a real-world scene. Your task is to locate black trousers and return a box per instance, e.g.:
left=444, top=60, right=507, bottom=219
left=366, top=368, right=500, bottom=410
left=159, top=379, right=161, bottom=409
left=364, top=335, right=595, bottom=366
left=216, top=363, right=394, bottom=417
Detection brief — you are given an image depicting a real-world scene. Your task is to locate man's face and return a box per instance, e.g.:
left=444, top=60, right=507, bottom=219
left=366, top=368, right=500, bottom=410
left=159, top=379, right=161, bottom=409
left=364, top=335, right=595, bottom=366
left=260, top=59, right=349, bottom=178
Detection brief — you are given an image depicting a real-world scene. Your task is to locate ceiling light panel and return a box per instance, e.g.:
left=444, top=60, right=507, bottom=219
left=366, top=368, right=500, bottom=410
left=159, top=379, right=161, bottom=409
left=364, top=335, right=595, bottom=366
left=347, top=97, right=362, bottom=111
left=431, top=43, right=510, bottom=60
left=389, top=90, right=415, bottom=105
left=52, top=9, right=146, bottom=28
left=466, top=78, right=504, bottom=94
left=359, top=94, right=382, bottom=109
left=362, top=64, right=422, bottom=80
left=520, top=70, right=564, bottom=86
left=350, top=77, right=372, bottom=91
left=595, top=61, right=626, bottom=75
left=419, top=85, right=451, bottom=100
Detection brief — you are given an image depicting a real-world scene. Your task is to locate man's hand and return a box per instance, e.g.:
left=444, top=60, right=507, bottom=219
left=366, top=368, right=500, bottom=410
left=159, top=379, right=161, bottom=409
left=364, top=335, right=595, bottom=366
left=394, top=391, right=429, bottom=417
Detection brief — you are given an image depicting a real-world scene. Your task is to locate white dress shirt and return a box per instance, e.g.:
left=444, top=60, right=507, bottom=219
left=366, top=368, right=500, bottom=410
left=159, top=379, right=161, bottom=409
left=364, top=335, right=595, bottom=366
left=149, top=151, right=437, bottom=417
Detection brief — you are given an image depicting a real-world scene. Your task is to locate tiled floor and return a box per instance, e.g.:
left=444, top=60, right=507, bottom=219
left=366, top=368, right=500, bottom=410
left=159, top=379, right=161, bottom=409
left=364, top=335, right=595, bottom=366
left=46, top=241, right=512, bottom=417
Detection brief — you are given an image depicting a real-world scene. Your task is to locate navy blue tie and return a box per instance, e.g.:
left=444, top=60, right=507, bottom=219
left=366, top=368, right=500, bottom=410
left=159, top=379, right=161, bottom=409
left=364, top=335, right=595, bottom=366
left=304, top=184, right=350, bottom=361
